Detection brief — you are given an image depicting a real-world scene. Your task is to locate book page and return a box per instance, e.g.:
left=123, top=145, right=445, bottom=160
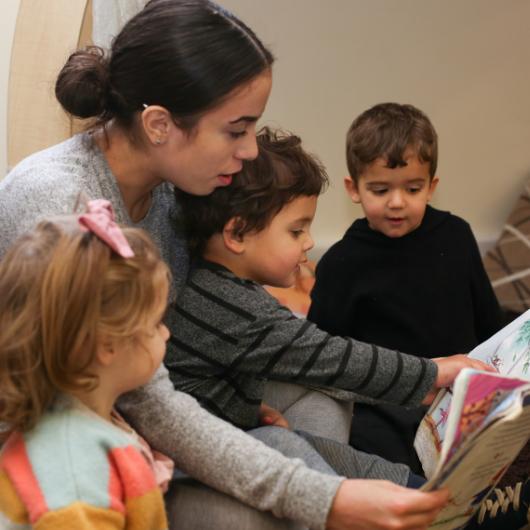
left=467, top=309, right=530, bottom=375
left=422, top=386, right=530, bottom=530
left=444, top=372, right=527, bottom=463
left=415, top=309, right=530, bottom=477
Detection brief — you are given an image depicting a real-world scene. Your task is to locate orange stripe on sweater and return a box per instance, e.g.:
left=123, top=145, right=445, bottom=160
left=108, top=446, right=157, bottom=500
left=1, top=432, right=48, bottom=523
left=107, top=457, right=125, bottom=514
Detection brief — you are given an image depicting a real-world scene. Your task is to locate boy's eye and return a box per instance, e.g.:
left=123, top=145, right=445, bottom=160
left=371, top=188, right=388, bottom=196
left=290, top=229, right=304, bottom=238
left=407, top=185, right=423, bottom=194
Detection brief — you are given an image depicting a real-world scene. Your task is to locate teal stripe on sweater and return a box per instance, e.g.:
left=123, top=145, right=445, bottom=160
left=24, top=399, right=136, bottom=512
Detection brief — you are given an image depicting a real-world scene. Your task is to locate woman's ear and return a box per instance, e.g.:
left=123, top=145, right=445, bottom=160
left=222, top=217, right=246, bottom=254
left=140, top=105, right=174, bottom=146
left=344, top=176, right=361, bottom=203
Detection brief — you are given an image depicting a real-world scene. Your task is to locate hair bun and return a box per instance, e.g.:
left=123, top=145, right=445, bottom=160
left=55, top=46, right=110, bottom=119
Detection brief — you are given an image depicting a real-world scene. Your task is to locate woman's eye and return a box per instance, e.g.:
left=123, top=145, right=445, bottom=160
left=229, top=130, right=247, bottom=139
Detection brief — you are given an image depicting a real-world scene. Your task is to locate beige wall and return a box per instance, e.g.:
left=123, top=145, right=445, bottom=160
left=2, top=1, right=530, bottom=253
left=221, top=0, right=530, bottom=254
left=0, top=0, right=20, bottom=177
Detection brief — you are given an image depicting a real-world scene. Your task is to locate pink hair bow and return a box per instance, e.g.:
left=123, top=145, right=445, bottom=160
left=78, top=199, right=134, bottom=258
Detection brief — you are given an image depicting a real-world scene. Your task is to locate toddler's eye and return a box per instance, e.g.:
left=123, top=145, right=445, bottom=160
left=291, top=229, right=303, bottom=238
left=371, top=188, right=387, bottom=196
left=407, top=186, right=422, bottom=194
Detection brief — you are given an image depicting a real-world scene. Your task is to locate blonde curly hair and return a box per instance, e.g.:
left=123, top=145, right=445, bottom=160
left=0, top=216, right=169, bottom=439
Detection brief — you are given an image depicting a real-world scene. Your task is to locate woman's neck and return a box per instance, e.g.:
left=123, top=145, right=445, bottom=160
left=93, top=124, right=163, bottom=222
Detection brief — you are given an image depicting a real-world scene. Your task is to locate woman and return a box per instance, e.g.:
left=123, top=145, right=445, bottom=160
left=0, top=1, right=448, bottom=529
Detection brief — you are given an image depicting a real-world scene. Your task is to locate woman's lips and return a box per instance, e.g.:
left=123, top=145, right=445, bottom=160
left=218, top=174, right=233, bottom=186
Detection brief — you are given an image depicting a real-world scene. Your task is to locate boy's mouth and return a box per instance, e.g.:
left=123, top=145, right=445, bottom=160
left=387, top=217, right=405, bottom=223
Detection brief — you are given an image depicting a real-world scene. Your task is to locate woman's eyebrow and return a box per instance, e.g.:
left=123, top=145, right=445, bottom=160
left=229, top=115, right=259, bottom=124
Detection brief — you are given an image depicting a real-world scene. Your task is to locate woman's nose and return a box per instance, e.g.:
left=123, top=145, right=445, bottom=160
left=236, top=133, right=259, bottom=161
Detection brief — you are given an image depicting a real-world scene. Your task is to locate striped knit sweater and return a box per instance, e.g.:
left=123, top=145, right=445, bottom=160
left=0, top=396, right=167, bottom=530
left=165, top=259, right=438, bottom=430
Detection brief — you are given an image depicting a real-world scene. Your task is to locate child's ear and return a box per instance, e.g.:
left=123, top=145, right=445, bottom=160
left=427, top=176, right=440, bottom=201
left=95, top=336, right=117, bottom=367
left=222, top=217, right=245, bottom=255
left=344, top=176, right=361, bottom=203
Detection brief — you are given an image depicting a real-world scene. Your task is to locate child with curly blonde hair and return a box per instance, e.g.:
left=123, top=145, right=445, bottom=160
left=0, top=200, right=171, bottom=529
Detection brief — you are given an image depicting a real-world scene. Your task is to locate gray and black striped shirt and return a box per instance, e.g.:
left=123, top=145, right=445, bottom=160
left=165, top=259, right=437, bottom=430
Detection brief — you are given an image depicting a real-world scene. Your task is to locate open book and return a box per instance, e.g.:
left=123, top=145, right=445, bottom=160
left=414, top=309, right=530, bottom=529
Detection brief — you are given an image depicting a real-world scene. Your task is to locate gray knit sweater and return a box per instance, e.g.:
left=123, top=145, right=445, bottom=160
left=166, top=259, right=438, bottom=430
left=0, top=133, right=342, bottom=529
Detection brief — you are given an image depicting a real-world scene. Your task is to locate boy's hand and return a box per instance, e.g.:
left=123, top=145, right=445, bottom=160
left=327, top=479, right=449, bottom=530
left=259, top=403, right=290, bottom=429
left=422, top=354, right=496, bottom=404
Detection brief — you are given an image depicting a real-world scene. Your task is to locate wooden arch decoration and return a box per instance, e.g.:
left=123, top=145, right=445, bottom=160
left=7, top=0, right=92, bottom=170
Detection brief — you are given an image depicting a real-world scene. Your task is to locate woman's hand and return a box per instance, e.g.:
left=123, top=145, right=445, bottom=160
left=327, top=479, right=449, bottom=530
left=259, top=403, right=290, bottom=429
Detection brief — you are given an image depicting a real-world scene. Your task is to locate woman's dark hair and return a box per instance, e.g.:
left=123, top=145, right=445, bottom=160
left=346, top=102, right=438, bottom=182
left=55, top=0, right=274, bottom=131
left=178, top=127, right=329, bottom=258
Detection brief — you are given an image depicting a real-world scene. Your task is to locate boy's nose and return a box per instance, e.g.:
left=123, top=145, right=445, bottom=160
left=303, top=233, right=314, bottom=252
left=388, top=190, right=405, bottom=208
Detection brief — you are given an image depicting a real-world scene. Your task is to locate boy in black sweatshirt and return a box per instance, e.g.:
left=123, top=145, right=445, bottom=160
left=308, top=102, right=503, bottom=475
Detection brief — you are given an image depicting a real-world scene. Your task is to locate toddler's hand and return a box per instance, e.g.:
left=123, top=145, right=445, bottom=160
left=422, top=354, right=496, bottom=404
left=259, top=403, right=290, bottom=429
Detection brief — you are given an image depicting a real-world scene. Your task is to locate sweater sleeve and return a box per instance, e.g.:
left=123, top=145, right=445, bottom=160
left=237, top=295, right=437, bottom=407
left=0, top=163, right=87, bottom=259
left=117, top=365, right=343, bottom=530
left=170, top=269, right=438, bottom=408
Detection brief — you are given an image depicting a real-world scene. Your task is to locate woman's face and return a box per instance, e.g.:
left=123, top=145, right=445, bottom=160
left=158, top=70, right=272, bottom=195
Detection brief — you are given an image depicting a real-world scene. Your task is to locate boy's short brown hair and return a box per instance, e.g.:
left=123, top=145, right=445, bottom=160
left=346, top=102, right=438, bottom=182
left=178, top=126, right=328, bottom=257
